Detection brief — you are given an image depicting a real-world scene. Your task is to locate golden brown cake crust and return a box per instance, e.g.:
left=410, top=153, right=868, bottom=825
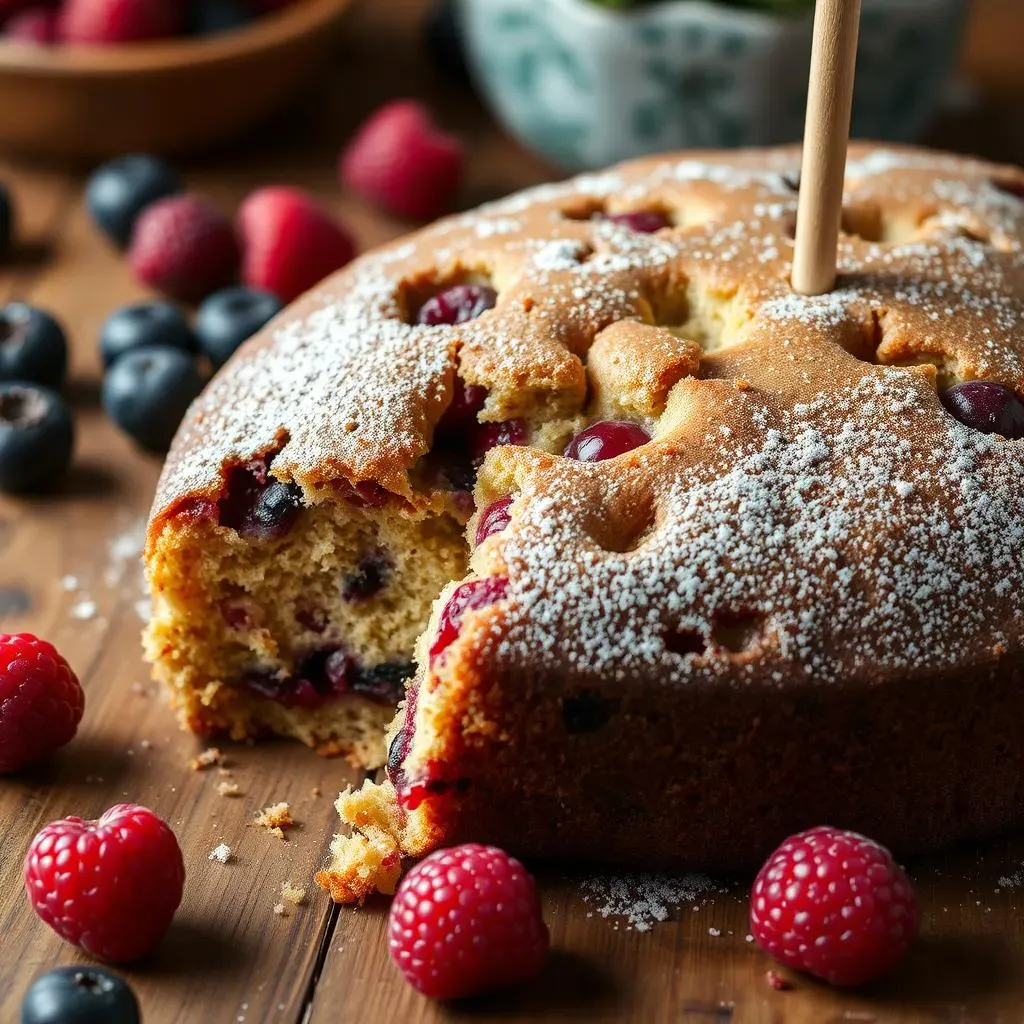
left=150, top=144, right=1024, bottom=683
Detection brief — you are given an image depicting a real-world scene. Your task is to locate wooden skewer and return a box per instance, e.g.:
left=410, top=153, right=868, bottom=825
left=791, top=0, right=863, bottom=296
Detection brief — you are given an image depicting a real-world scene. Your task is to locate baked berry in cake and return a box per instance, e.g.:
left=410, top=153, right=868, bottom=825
left=146, top=146, right=1024, bottom=883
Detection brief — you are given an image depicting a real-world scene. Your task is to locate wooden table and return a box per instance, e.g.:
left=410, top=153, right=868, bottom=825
left=2, top=2, right=1024, bottom=1021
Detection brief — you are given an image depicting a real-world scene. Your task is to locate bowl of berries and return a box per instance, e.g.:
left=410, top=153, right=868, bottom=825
left=0, top=0, right=350, bottom=160
left=458, top=0, right=967, bottom=170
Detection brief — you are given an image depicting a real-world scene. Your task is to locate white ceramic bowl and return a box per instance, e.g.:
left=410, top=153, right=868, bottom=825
left=459, top=0, right=967, bottom=170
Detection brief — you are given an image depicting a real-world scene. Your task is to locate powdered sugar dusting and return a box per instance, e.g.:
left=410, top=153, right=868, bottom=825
left=579, top=872, right=719, bottom=931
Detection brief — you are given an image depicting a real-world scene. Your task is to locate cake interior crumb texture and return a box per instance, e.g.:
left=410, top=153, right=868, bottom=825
left=143, top=145, right=1024, bottom=896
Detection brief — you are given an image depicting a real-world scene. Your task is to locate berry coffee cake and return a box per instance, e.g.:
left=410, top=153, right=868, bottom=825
left=143, top=146, right=1024, bottom=897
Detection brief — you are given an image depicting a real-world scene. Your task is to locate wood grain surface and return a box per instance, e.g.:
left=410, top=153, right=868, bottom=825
left=1, top=1, right=1024, bottom=1021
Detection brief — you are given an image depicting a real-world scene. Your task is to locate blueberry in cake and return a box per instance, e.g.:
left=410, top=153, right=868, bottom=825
left=144, top=146, right=1024, bottom=896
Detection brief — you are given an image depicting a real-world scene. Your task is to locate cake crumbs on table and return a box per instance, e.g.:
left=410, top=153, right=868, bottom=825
left=311, top=786, right=322, bottom=797
left=766, top=970, right=793, bottom=991
left=272, top=903, right=288, bottom=917
left=217, top=780, right=243, bottom=798
left=208, top=843, right=232, bottom=864
left=254, top=802, right=294, bottom=839
left=281, top=880, right=307, bottom=906
left=190, top=746, right=226, bottom=770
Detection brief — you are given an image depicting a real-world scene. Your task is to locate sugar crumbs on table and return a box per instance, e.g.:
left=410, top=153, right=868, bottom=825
left=208, top=843, right=232, bottom=864
left=254, top=802, right=294, bottom=839
left=190, top=746, right=226, bottom=770
left=766, top=970, right=793, bottom=991
left=273, top=903, right=288, bottom=917
left=59, top=575, right=79, bottom=591
left=579, top=873, right=716, bottom=932
left=70, top=599, right=98, bottom=621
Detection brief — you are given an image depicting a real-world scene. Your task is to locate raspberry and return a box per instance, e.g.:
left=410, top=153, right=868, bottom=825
left=24, top=803, right=185, bottom=963
left=59, top=0, right=183, bottom=44
left=388, top=844, right=548, bottom=999
left=128, top=194, right=239, bottom=303
left=750, top=825, right=919, bottom=987
left=0, top=633, right=84, bottom=773
left=340, top=100, right=464, bottom=221
left=236, top=186, right=356, bottom=303
left=5, top=7, right=59, bottom=42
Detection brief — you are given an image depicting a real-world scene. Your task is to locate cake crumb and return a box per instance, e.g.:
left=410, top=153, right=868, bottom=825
left=273, top=902, right=287, bottom=917
left=766, top=970, right=793, bottom=991
left=281, top=880, right=307, bottom=906
left=217, top=780, right=242, bottom=798
left=131, top=682, right=150, bottom=697
left=190, top=747, right=225, bottom=771
left=208, top=843, right=232, bottom=864
left=59, top=575, right=79, bottom=591
left=311, top=786, right=322, bottom=798
left=254, top=802, right=294, bottom=839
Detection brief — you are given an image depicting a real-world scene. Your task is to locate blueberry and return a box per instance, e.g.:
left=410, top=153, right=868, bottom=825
left=85, top=155, right=180, bottom=248
left=187, top=0, right=253, bottom=34
left=102, top=346, right=203, bottom=451
left=21, top=966, right=140, bottom=1024
left=0, top=304, right=68, bottom=389
left=195, top=286, right=283, bottom=368
left=0, top=382, right=74, bottom=493
left=423, top=0, right=472, bottom=87
left=99, top=301, right=195, bottom=369
left=0, top=184, right=13, bottom=264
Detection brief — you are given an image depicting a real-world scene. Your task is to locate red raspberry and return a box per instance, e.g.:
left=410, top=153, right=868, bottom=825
left=388, top=843, right=548, bottom=999
left=340, top=100, right=464, bottom=221
left=0, top=633, right=84, bottom=773
left=5, top=6, right=59, bottom=42
left=25, top=803, right=185, bottom=963
left=237, top=186, right=356, bottom=303
left=128, top=194, right=239, bottom=302
left=59, top=0, right=183, bottom=44
left=750, top=825, right=919, bottom=987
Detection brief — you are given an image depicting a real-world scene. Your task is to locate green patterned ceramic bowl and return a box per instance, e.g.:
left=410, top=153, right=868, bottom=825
left=458, top=0, right=967, bottom=170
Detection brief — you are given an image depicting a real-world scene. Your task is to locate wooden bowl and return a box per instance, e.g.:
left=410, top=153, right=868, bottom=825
left=0, top=0, right=350, bottom=162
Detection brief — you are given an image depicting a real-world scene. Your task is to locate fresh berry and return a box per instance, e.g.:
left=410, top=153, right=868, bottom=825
left=470, top=417, right=526, bottom=462
left=750, top=825, right=920, bottom=987
left=59, top=0, right=184, bottom=44
left=128, top=193, right=239, bottom=302
left=340, top=100, right=464, bottom=221
left=99, top=301, right=195, bottom=369
left=564, top=420, right=650, bottom=462
left=0, top=383, right=74, bottom=493
left=25, top=803, right=185, bottom=963
left=85, top=154, right=180, bottom=249
left=389, top=843, right=548, bottom=999
left=429, top=576, right=509, bottom=666
left=475, top=496, right=512, bottom=544
left=423, top=0, right=472, bottom=86
left=607, top=210, right=670, bottom=233
left=102, top=346, right=203, bottom=451
left=21, top=966, right=140, bottom=1024
left=941, top=380, right=1024, bottom=439
left=0, top=633, right=84, bottom=773
left=5, top=7, right=59, bottom=42
left=0, top=183, right=12, bottom=263
left=195, top=286, right=282, bottom=368
left=236, top=186, right=355, bottom=303
left=186, top=0, right=252, bottom=34
left=417, top=284, right=496, bottom=326
left=0, top=303, right=68, bottom=389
